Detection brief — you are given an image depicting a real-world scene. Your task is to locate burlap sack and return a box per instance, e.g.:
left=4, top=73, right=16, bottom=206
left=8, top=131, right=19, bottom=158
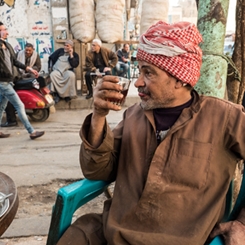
left=69, top=0, right=95, bottom=43
left=95, top=0, right=124, bottom=43
left=140, top=0, right=169, bottom=35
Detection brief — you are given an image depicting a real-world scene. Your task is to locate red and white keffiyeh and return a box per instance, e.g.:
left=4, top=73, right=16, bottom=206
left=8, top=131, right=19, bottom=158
left=137, top=21, right=203, bottom=87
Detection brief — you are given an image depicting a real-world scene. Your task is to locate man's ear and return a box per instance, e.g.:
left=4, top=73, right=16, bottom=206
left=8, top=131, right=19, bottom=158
left=175, top=80, right=183, bottom=89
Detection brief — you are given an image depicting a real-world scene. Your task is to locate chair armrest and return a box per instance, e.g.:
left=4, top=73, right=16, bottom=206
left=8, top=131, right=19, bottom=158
left=46, top=178, right=111, bottom=245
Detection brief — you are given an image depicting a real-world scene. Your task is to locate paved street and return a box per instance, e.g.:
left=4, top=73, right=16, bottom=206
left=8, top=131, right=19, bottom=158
left=0, top=82, right=140, bottom=244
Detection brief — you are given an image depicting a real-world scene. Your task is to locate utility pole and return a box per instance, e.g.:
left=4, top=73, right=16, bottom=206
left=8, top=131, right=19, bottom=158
left=195, top=0, right=230, bottom=99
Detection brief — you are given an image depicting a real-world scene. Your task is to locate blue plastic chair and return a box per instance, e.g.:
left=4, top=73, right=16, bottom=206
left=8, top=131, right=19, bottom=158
left=47, top=175, right=245, bottom=245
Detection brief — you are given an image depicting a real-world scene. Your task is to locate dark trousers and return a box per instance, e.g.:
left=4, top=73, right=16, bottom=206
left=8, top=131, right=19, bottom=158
left=85, top=70, right=111, bottom=95
left=5, top=102, right=17, bottom=123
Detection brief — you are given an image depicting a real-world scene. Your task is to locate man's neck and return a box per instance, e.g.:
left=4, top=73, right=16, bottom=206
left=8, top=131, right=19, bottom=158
left=0, top=38, right=7, bottom=49
left=95, top=48, right=101, bottom=54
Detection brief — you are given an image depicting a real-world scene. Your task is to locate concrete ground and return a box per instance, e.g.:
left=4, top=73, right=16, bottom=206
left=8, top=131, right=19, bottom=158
left=0, top=80, right=140, bottom=244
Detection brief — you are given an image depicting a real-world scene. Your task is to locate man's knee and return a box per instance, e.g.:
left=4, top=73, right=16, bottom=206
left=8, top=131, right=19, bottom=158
left=116, top=63, right=121, bottom=72
left=66, top=71, right=75, bottom=80
left=85, top=72, right=92, bottom=81
left=57, top=213, right=106, bottom=245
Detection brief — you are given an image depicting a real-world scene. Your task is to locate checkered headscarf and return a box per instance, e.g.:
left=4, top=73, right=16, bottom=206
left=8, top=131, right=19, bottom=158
left=137, top=21, right=203, bottom=87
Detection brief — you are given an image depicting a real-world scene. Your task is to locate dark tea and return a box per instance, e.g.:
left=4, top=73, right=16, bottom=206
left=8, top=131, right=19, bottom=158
left=109, top=89, right=129, bottom=105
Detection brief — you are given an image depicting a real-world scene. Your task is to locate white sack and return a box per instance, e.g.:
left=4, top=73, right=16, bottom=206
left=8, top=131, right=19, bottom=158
left=140, top=0, right=169, bottom=35
left=69, top=0, right=95, bottom=43
left=96, top=0, right=125, bottom=43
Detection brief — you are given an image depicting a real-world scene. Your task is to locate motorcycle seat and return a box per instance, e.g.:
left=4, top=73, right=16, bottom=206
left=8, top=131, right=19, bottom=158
left=14, top=78, right=37, bottom=90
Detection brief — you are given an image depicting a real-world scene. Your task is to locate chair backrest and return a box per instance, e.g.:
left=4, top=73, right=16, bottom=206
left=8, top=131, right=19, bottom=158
left=46, top=179, right=110, bottom=245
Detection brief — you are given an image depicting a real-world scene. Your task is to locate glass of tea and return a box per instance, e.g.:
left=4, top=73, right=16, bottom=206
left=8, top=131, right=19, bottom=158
left=109, top=77, right=131, bottom=106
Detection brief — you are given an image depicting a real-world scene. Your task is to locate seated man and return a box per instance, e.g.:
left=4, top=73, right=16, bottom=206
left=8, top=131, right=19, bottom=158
left=85, top=39, right=118, bottom=99
left=1, top=43, right=41, bottom=127
left=115, top=43, right=130, bottom=77
left=57, top=21, right=245, bottom=245
left=48, top=40, right=79, bottom=103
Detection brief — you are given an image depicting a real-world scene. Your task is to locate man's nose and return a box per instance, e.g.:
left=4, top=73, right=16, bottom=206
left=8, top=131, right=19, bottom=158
left=134, top=73, right=144, bottom=88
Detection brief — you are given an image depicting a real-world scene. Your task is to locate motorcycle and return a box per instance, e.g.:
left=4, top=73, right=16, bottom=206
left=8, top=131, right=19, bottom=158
left=14, top=73, right=55, bottom=122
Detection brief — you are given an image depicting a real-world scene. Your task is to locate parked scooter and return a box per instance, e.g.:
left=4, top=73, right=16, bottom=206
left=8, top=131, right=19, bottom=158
left=14, top=72, right=54, bottom=122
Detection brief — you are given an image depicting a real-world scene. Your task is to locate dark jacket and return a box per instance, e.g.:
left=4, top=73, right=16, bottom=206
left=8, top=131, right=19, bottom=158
left=117, top=48, right=130, bottom=62
left=85, top=46, right=118, bottom=72
left=0, top=40, right=27, bottom=82
left=48, top=48, right=79, bottom=71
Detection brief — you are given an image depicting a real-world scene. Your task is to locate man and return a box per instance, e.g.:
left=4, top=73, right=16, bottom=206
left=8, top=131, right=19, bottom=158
left=0, top=22, right=44, bottom=139
left=115, top=43, right=130, bottom=77
left=1, top=42, right=41, bottom=127
left=17, top=42, right=41, bottom=78
left=57, top=22, right=245, bottom=244
left=48, top=39, right=79, bottom=103
left=84, top=39, right=118, bottom=99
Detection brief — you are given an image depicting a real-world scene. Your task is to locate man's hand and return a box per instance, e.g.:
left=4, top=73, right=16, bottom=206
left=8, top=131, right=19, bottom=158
left=26, top=66, right=39, bottom=78
left=209, top=220, right=245, bottom=245
left=93, top=75, right=124, bottom=117
left=69, top=47, right=73, bottom=58
left=122, top=57, right=129, bottom=63
left=88, top=75, right=123, bottom=148
left=103, top=67, right=111, bottom=73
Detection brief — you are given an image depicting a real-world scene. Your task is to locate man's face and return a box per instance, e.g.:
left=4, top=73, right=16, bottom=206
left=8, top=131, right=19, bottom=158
left=64, top=43, right=72, bottom=53
left=0, top=24, right=9, bottom=40
left=25, top=47, right=34, bottom=58
left=91, top=42, right=100, bottom=53
left=123, top=44, right=129, bottom=52
left=134, top=61, right=179, bottom=110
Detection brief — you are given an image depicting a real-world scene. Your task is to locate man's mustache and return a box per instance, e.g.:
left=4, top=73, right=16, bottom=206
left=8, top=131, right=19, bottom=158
left=138, top=87, right=150, bottom=95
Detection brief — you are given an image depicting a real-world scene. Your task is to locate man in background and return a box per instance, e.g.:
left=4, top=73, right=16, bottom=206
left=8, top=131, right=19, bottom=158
left=48, top=39, right=79, bottom=103
left=85, top=39, right=118, bottom=99
left=115, top=43, right=130, bottom=78
left=1, top=43, right=41, bottom=127
left=0, top=21, right=44, bottom=139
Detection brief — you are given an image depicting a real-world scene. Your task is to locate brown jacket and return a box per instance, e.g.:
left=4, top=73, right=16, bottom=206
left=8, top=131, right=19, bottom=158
left=85, top=46, right=118, bottom=72
left=80, top=91, right=245, bottom=245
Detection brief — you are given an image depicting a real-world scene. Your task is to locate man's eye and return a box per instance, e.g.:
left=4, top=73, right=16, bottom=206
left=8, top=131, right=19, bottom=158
left=144, top=70, right=152, bottom=77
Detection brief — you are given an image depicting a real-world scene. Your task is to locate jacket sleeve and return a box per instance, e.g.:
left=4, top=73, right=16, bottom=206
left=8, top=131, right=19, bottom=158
left=79, top=113, right=122, bottom=181
left=108, top=50, right=118, bottom=68
left=117, top=50, right=123, bottom=60
left=85, top=52, right=96, bottom=71
left=13, top=58, right=27, bottom=71
left=224, top=104, right=245, bottom=224
left=48, top=48, right=61, bottom=69
left=68, top=52, right=79, bottom=68
left=237, top=208, right=245, bottom=225
left=34, top=54, right=42, bottom=72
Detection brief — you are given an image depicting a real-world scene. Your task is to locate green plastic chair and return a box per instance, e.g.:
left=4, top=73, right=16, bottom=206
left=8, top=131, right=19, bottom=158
left=46, top=179, right=111, bottom=245
left=46, top=175, right=245, bottom=245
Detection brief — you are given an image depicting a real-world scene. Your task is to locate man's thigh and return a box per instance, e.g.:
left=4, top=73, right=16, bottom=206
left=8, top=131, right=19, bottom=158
left=0, top=82, right=16, bottom=100
left=0, top=83, right=23, bottom=108
left=57, top=213, right=107, bottom=245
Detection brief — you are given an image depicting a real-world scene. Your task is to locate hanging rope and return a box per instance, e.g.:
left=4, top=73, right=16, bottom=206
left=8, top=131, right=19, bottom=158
left=203, top=51, right=241, bottom=82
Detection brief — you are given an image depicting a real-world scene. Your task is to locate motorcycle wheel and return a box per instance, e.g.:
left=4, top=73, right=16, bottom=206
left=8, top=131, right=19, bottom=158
left=28, top=109, right=49, bottom=122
